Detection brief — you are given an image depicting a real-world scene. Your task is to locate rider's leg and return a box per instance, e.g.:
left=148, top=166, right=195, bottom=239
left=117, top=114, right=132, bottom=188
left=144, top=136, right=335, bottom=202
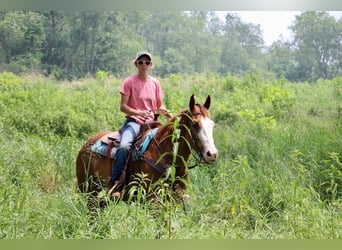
left=108, top=119, right=140, bottom=196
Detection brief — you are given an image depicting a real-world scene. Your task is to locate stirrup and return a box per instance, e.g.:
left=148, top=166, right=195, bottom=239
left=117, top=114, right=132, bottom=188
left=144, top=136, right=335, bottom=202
left=107, top=182, right=121, bottom=198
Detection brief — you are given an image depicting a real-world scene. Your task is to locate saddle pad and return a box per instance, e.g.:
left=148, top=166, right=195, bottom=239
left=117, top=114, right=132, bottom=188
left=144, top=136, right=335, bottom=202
left=132, top=128, right=159, bottom=162
left=140, top=128, right=159, bottom=154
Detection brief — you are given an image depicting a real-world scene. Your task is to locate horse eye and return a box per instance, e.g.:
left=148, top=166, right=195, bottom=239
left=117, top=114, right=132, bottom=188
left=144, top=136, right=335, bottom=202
left=192, top=122, right=200, bottom=130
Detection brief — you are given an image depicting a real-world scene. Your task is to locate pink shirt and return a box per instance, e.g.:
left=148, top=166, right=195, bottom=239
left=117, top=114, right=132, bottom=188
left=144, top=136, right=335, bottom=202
left=120, top=75, right=164, bottom=124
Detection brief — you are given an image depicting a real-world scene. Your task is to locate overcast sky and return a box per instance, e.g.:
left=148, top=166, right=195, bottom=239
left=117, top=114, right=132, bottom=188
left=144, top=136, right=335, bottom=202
left=216, top=11, right=342, bottom=46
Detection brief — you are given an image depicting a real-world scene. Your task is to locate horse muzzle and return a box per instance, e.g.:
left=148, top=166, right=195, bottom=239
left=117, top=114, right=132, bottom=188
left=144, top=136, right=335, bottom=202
left=202, top=148, right=218, bottom=163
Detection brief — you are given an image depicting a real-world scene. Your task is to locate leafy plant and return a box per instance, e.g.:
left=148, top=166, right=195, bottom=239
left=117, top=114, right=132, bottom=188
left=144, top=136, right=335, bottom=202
left=1, top=72, right=342, bottom=239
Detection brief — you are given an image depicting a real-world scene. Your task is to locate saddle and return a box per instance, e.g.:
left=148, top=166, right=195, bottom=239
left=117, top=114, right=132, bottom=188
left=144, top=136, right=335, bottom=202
left=90, top=131, right=120, bottom=159
left=100, top=131, right=120, bottom=145
left=90, top=121, right=162, bottom=160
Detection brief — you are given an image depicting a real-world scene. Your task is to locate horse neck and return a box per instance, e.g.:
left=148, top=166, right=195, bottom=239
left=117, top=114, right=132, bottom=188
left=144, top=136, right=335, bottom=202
left=178, top=113, right=194, bottom=161
left=156, top=111, right=193, bottom=164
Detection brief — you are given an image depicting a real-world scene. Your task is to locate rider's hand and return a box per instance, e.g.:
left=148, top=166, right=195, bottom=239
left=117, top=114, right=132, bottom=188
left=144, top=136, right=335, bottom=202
left=138, top=110, right=151, bottom=119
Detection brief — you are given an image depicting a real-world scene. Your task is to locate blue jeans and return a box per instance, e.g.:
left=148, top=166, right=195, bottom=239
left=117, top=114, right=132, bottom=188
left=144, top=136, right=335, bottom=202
left=110, top=118, right=141, bottom=187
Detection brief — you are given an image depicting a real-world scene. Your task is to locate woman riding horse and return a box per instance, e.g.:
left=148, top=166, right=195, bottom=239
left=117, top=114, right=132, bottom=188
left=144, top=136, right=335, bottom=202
left=76, top=95, right=218, bottom=202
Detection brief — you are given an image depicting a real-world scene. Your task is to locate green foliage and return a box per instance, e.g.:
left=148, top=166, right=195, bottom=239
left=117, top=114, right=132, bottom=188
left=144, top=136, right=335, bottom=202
left=0, top=71, right=21, bottom=91
left=290, top=12, right=341, bottom=81
left=0, top=12, right=45, bottom=72
left=2, top=11, right=339, bottom=82
left=238, top=109, right=276, bottom=130
left=1, top=72, right=342, bottom=239
left=259, top=85, right=295, bottom=118
left=95, top=70, right=108, bottom=81
left=0, top=73, right=123, bottom=139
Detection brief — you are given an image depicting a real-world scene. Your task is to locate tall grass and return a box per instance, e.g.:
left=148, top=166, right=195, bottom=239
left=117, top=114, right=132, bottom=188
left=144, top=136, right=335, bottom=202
left=0, top=72, right=341, bottom=238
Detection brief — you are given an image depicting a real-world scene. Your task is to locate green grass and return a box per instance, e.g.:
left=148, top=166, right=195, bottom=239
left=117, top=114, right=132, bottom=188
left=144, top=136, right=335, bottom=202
left=0, top=72, right=342, bottom=238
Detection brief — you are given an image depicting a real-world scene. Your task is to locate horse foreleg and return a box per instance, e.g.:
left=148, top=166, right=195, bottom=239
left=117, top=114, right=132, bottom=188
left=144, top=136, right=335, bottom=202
left=172, top=170, right=189, bottom=202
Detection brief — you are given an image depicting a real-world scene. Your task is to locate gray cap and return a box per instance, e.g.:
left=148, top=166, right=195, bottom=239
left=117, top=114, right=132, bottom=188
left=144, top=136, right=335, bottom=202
left=135, top=51, right=152, bottom=61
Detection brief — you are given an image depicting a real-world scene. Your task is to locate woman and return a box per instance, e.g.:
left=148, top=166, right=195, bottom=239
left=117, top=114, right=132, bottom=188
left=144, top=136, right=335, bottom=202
left=108, top=51, right=172, bottom=198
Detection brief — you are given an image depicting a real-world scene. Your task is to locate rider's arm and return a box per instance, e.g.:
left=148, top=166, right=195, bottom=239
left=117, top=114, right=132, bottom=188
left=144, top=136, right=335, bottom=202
left=120, top=94, right=151, bottom=119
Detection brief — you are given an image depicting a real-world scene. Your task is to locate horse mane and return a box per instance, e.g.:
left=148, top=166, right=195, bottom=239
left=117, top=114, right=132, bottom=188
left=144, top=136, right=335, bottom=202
left=154, top=109, right=188, bottom=140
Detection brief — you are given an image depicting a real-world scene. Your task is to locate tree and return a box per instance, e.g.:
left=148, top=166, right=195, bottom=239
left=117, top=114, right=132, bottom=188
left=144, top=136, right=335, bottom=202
left=143, top=11, right=221, bottom=76
left=290, top=11, right=341, bottom=81
left=41, top=11, right=143, bottom=79
left=0, top=11, right=45, bottom=72
left=220, top=13, right=265, bottom=76
left=266, top=41, right=296, bottom=80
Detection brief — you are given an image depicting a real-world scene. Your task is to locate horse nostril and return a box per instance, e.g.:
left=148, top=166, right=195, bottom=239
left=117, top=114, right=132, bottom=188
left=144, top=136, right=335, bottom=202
left=207, top=151, right=217, bottom=158
left=205, top=151, right=217, bottom=161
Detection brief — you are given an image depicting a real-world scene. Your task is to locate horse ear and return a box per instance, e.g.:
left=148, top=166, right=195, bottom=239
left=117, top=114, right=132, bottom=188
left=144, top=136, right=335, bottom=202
left=204, top=95, right=211, bottom=110
left=189, top=94, right=195, bottom=112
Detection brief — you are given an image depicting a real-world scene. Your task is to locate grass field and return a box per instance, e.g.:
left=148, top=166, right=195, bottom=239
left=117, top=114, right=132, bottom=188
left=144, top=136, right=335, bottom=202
left=0, top=72, right=341, bottom=239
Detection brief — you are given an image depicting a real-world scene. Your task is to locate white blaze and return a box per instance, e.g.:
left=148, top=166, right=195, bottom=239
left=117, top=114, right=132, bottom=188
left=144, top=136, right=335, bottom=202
left=197, top=117, right=218, bottom=162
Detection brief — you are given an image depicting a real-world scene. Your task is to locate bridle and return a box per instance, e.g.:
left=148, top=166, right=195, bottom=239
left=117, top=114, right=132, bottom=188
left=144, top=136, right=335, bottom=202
left=186, top=109, right=209, bottom=169
left=142, top=107, right=210, bottom=174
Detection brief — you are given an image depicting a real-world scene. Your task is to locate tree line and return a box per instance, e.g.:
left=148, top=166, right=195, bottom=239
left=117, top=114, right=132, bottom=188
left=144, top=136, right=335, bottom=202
left=0, top=11, right=341, bottom=81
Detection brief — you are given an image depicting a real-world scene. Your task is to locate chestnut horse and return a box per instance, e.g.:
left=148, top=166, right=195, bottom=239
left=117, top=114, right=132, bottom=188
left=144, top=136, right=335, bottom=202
left=76, top=95, right=218, bottom=202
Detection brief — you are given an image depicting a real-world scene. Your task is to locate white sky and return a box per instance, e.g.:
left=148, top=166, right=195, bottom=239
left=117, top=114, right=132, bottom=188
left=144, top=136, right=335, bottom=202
left=216, top=11, right=342, bottom=46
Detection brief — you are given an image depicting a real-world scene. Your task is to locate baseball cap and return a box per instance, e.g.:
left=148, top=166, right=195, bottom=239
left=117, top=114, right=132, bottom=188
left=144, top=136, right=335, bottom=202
left=135, top=51, right=152, bottom=61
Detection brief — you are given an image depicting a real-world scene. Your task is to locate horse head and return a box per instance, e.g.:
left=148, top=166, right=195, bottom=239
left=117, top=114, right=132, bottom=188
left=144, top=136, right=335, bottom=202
left=187, top=95, right=218, bottom=163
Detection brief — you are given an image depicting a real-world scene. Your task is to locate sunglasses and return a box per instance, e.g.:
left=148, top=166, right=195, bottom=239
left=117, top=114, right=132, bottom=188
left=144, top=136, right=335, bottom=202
left=137, top=60, right=151, bottom=65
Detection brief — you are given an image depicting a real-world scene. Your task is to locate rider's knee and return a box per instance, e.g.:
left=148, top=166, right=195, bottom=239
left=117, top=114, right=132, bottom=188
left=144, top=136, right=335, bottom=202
left=117, top=146, right=129, bottom=156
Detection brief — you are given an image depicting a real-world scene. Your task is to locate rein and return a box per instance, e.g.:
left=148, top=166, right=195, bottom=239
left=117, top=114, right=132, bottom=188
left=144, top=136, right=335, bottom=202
left=187, top=147, right=205, bottom=169
left=137, top=122, right=169, bottom=175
